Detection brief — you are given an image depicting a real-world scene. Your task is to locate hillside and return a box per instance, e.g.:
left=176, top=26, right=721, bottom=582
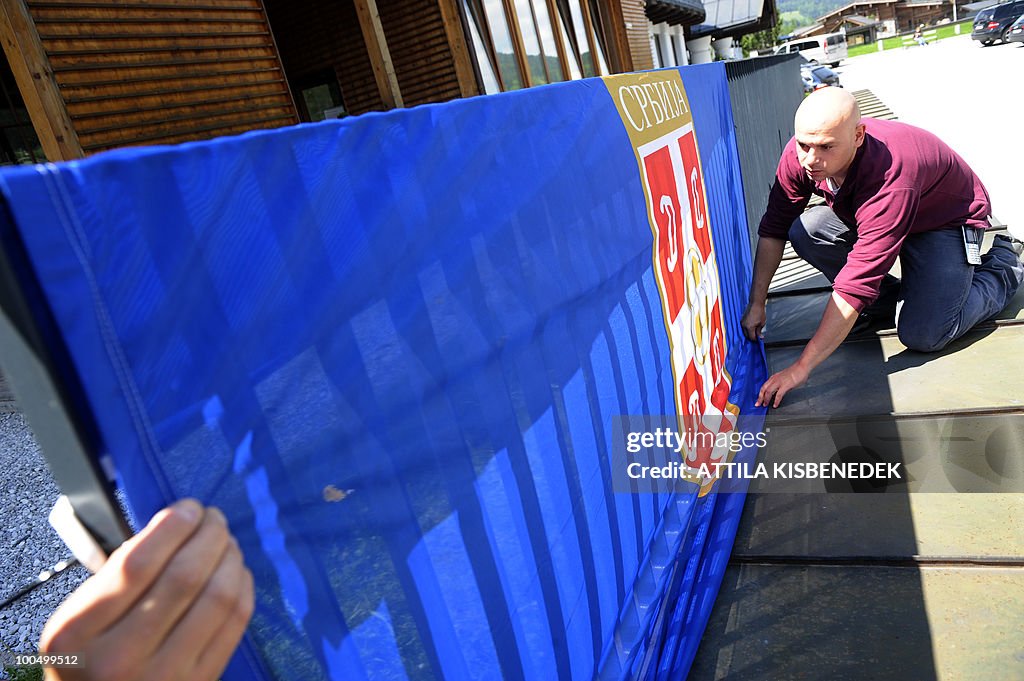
left=777, top=0, right=850, bottom=23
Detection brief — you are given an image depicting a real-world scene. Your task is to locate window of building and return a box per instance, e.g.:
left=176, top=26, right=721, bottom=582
left=462, top=0, right=608, bottom=92
left=587, top=0, right=610, bottom=74
left=530, top=0, right=566, bottom=82
left=464, top=0, right=503, bottom=94
left=555, top=4, right=584, bottom=79
left=481, top=0, right=526, bottom=90
left=514, top=0, right=549, bottom=85
left=295, top=72, right=346, bottom=122
left=565, top=0, right=596, bottom=76
left=0, top=56, right=43, bottom=166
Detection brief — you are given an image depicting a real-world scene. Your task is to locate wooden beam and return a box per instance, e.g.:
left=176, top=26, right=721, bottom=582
left=578, top=0, right=603, bottom=75
left=544, top=0, right=574, bottom=80
left=473, top=0, right=507, bottom=91
left=353, top=0, right=403, bottom=108
left=594, top=0, right=634, bottom=73
left=437, top=0, right=480, bottom=97
left=501, top=0, right=532, bottom=87
left=257, top=0, right=300, bottom=125
left=523, top=0, right=551, bottom=83
left=0, top=0, right=82, bottom=161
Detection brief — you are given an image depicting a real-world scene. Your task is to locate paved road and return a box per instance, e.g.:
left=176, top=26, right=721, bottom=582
left=834, top=34, right=1023, bottom=237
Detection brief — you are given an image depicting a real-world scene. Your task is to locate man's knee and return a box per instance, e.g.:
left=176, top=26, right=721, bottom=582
left=788, top=206, right=843, bottom=253
left=789, top=206, right=825, bottom=240
left=896, top=319, right=953, bottom=353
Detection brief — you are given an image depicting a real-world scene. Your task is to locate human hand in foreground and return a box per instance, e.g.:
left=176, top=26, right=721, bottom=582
left=741, top=301, right=767, bottom=341
left=755, top=362, right=809, bottom=408
left=40, top=499, right=254, bottom=681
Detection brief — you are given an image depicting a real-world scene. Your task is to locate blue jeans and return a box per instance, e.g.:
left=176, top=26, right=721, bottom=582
left=788, top=206, right=1024, bottom=352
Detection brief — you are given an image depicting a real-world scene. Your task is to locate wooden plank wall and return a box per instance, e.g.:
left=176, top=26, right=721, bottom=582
left=377, top=0, right=462, bottom=107
left=24, top=0, right=298, bottom=154
left=264, top=0, right=383, bottom=116
left=619, top=0, right=653, bottom=72
left=1, top=0, right=83, bottom=160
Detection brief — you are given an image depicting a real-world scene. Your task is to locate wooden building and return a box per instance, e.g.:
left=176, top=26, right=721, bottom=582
left=836, top=14, right=882, bottom=45
left=0, top=0, right=719, bottom=164
left=816, top=0, right=949, bottom=35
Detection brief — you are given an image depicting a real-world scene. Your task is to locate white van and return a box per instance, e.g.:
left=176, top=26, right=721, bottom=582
left=773, top=33, right=848, bottom=67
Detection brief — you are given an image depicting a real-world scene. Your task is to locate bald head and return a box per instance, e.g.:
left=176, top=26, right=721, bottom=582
left=791, top=88, right=866, bottom=185
left=795, top=87, right=861, bottom=137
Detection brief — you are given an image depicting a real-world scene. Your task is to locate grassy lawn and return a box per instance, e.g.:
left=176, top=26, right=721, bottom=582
left=846, top=20, right=973, bottom=58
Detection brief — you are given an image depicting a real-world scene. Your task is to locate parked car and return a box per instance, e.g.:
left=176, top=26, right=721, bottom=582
left=1007, top=13, right=1024, bottom=42
left=971, top=0, right=1024, bottom=45
left=801, top=64, right=842, bottom=93
left=774, top=33, right=848, bottom=67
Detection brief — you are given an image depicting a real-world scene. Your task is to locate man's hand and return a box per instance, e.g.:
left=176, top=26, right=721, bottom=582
left=741, top=301, right=768, bottom=341
left=755, top=292, right=859, bottom=408
left=743, top=236, right=785, bottom=342
left=40, top=499, right=254, bottom=681
left=756, top=363, right=809, bottom=408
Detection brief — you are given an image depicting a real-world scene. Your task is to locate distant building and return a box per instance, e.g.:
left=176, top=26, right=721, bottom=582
left=787, top=14, right=882, bottom=43
left=816, top=0, right=951, bottom=36
left=837, top=15, right=883, bottom=45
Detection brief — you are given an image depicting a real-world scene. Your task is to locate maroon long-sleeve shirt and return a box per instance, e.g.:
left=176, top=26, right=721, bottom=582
left=757, top=118, right=991, bottom=312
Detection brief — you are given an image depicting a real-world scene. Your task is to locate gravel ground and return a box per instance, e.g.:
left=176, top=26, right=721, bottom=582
left=0, top=411, right=90, bottom=663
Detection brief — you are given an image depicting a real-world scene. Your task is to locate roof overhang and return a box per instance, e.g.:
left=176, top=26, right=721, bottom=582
left=646, top=0, right=707, bottom=26
left=818, top=0, right=899, bottom=24
left=687, top=0, right=777, bottom=39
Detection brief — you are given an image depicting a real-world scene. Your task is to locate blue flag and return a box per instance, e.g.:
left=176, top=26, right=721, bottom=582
left=0, top=62, right=766, bottom=680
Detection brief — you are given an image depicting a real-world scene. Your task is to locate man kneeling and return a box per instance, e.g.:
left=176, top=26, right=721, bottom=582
left=743, top=88, right=1023, bottom=407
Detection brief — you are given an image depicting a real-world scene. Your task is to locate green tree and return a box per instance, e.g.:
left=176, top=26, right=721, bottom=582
left=741, top=25, right=781, bottom=53
left=742, top=10, right=820, bottom=55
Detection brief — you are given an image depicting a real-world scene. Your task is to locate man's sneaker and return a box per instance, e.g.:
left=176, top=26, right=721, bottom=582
left=994, top=233, right=1024, bottom=260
